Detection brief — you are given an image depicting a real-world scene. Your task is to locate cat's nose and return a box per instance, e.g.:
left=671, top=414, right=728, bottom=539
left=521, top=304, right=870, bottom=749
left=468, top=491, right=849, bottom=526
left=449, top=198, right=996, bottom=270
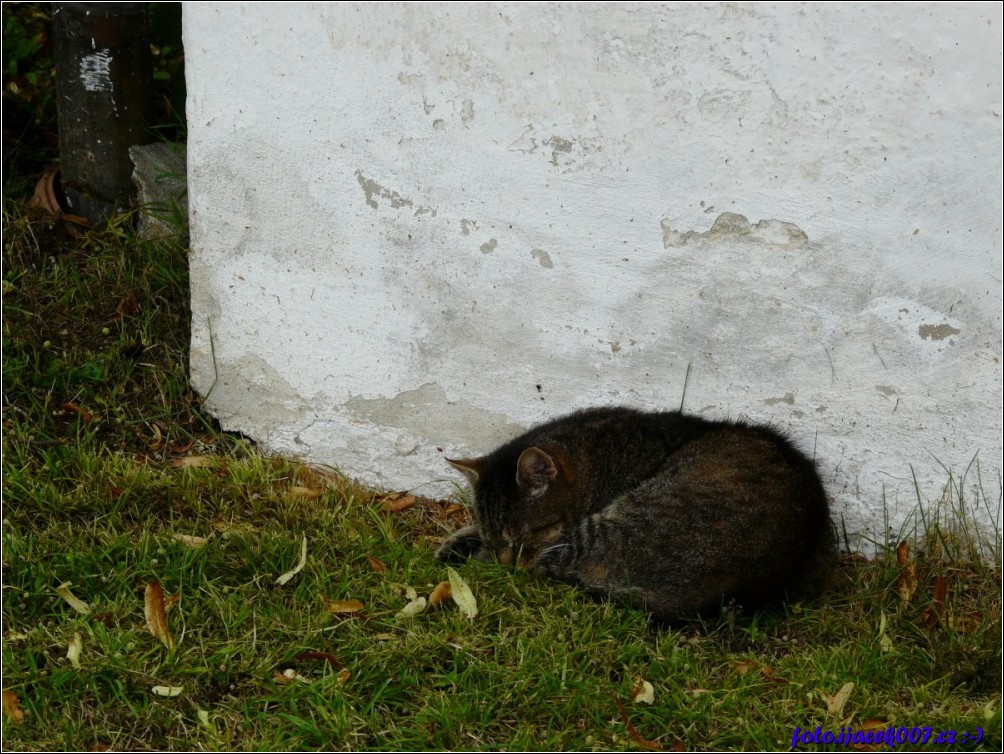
left=498, top=546, right=515, bottom=565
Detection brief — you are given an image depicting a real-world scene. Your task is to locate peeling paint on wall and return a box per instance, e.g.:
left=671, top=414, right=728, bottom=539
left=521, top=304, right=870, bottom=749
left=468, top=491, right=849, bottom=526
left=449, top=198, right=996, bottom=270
left=765, top=392, right=796, bottom=406
left=531, top=248, right=554, bottom=268
left=355, top=169, right=413, bottom=210
left=355, top=169, right=436, bottom=216
left=918, top=324, right=961, bottom=341
left=346, top=383, right=525, bottom=450
left=661, top=212, right=808, bottom=249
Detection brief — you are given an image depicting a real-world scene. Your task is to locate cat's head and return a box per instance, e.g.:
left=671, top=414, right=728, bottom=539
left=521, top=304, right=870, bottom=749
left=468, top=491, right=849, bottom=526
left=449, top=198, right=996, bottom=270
left=448, top=445, right=574, bottom=566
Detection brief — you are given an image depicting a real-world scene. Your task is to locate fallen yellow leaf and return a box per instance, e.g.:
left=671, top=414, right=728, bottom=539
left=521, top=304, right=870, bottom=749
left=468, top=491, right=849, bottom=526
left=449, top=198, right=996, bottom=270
left=56, top=581, right=91, bottom=614
left=151, top=685, right=184, bottom=697
left=632, top=679, right=655, bottom=705
left=66, top=632, right=83, bottom=669
left=821, top=681, right=854, bottom=717
left=275, top=535, right=308, bottom=586
left=447, top=567, right=478, bottom=619
left=878, top=611, right=893, bottom=653
left=398, top=597, right=427, bottom=617
left=273, top=668, right=311, bottom=685
left=322, top=598, right=364, bottom=613
left=172, top=533, right=208, bottom=547
left=170, top=455, right=216, bottom=469
left=288, top=486, right=322, bottom=499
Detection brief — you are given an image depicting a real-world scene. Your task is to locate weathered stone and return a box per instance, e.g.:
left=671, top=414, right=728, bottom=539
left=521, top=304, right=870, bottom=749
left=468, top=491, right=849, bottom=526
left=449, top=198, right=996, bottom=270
left=130, top=142, right=187, bottom=241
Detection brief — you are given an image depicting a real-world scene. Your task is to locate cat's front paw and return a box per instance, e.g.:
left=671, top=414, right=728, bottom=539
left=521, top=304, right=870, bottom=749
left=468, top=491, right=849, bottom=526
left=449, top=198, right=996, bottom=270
left=435, top=525, right=487, bottom=563
left=533, top=541, right=574, bottom=577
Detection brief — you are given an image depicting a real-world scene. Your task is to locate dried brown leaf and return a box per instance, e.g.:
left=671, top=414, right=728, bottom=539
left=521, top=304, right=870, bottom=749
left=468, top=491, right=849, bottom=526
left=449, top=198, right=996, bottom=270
left=294, top=651, right=344, bottom=669
left=288, top=486, right=322, bottom=499
left=821, top=681, right=854, bottom=716
left=2, top=689, right=25, bottom=723
left=273, top=668, right=311, bottom=685
left=849, top=719, right=888, bottom=751
left=429, top=581, right=452, bottom=608
left=115, top=292, right=140, bottom=317
left=921, top=574, right=950, bottom=627
left=170, top=439, right=194, bottom=454
left=172, top=533, right=208, bottom=548
left=613, top=696, right=664, bottom=750
left=381, top=493, right=417, bottom=512
left=171, top=455, right=216, bottom=469
left=147, top=422, right=163, bottom=451
left=337, top=669, right=351, bottom=684
left=322, top=598, right=364, bottom=614
left=367, top=556, right=388, bottom=574
left=144, top=582, right=175, bottom=650
left=61, top=402, right=95, bottom=423
left=895, top=539, right=910, bottom=567
left=896, top=541, right=917, bottom=603
left=760, top=665, right=790, bottom=684
left=731, top=659, right=758, bottom=676
left=954, top=613, right=981, bottom=633
left=932, top=574, right=948, bottom=614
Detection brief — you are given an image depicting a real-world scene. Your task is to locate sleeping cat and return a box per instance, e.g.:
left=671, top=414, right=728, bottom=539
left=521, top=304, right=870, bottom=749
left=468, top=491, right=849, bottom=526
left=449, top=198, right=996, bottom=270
left=435, top=407, right=835, bottom=623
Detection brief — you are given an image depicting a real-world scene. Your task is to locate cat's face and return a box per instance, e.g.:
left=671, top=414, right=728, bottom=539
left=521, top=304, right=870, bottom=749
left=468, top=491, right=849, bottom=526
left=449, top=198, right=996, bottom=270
left=448, top=446, right=571, bottom=566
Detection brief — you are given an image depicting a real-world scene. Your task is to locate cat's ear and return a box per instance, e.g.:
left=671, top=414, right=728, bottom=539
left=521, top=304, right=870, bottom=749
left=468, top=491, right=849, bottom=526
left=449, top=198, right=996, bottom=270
left=516, top=447, right=558, bottom=493
left=447, top=457, right=486, bottom=485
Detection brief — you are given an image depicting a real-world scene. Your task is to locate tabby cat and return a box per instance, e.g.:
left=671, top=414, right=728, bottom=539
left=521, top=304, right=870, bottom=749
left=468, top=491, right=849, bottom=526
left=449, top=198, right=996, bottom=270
left=435, top=407, right=835, bottom=622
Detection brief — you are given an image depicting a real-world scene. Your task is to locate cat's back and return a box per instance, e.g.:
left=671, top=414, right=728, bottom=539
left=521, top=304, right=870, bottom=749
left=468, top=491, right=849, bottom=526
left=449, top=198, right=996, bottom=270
left=519, top=407, right=813, bottom=494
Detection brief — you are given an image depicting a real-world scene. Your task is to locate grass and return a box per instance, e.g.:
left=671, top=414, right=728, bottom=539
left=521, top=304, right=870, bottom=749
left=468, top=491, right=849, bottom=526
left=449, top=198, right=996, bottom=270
left=2, top=4, right=1001, bottom=746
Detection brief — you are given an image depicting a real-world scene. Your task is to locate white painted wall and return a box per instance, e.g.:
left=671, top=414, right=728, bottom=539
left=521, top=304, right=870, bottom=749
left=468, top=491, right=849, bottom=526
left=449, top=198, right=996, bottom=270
left=184, top=2, right=1003, bottom=546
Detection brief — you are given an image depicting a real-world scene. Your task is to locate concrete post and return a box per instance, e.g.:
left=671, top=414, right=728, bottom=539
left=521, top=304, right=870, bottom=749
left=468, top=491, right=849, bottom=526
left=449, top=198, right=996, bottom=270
left=52, top=2, right=151, bottom=224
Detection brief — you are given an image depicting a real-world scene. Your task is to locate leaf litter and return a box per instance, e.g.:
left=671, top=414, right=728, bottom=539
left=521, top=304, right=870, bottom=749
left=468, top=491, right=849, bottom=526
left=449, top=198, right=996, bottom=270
left=66, top=631, right=83, bottom=669
left=275, top=534, right=308, bottom=586
left=144, top=581, right=175, bottom=650
left=55, top=581, right=91, bottom=614
left=447, top=567, right=478, bottom=619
